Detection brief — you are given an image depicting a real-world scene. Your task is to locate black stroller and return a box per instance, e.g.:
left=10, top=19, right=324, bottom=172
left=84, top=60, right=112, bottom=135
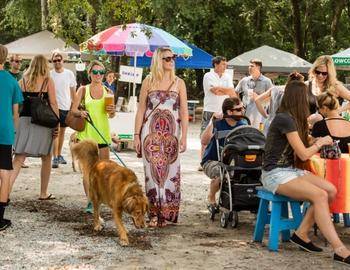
left=209, top=115, right=265, bottom=228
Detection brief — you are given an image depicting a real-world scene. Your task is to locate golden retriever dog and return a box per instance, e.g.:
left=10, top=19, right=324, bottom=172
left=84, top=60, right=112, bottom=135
left=72, top=139, right=148, bottom=246
left=69, top=132, right=80, bottom=172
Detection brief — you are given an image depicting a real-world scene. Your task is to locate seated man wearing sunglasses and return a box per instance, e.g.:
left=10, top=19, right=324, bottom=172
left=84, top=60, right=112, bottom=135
left=201, top=97, right=246, bottom=211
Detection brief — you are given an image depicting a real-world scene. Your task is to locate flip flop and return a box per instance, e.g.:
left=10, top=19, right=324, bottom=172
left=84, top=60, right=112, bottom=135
left=38, top=194, right=56, bottom=200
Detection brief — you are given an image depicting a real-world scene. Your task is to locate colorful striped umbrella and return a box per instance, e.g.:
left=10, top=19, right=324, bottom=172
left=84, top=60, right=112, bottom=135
left=80, top=23, right=192, bottom=57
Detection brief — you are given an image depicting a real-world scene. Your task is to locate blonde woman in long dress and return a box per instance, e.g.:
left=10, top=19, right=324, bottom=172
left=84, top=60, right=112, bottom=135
left=134, top=47, right=188, bottom=227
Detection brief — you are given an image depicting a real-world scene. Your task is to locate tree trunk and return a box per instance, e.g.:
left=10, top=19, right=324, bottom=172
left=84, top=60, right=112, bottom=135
left=41, top=0, right=47, bottom=30
left=331, top=0, right=346, bottom=40
left=290, top=0, right=305, bottom=58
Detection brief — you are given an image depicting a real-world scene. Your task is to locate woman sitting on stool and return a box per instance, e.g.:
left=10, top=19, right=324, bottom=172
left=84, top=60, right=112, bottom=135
left=262, top=80, right=350, bottom=264
left=312, top=91, right=350, bottom=153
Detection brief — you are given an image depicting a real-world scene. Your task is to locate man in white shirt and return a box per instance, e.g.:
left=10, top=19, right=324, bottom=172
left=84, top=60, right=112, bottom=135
left=199, top=56, right=236, bottom=170
left=235, top=59, right=273, bottom=129
left=50, top=52, right=77, bottom=168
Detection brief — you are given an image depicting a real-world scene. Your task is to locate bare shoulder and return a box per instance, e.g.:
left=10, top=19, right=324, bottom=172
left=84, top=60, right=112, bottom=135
left=176, top=77, right=186, bottom=88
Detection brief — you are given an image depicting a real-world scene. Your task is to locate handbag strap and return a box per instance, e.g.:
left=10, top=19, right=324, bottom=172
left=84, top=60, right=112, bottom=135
left=39, top=78, right=48, bottom=95
left=78, top=86, right=86, bottom=109
left=143, top=79, right=176, bottom=124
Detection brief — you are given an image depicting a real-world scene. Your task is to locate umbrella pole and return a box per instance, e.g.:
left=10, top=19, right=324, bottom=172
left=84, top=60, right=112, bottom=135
left=133, top=53, right=137, bottom=98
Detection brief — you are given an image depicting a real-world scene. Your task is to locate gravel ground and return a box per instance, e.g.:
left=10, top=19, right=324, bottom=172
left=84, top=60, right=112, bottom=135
left=1, top=123, right=350, bottom=270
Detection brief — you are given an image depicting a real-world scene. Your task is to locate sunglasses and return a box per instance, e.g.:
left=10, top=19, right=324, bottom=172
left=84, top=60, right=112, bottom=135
left=315, top=70, right=328, bottom=76
left=162, top=55, right=176, bottom=62
left=230, top=107, right=244, bottom=112
left=92, top=69, right=106, bottom=75
left=52, top=59, right=62, bottom=63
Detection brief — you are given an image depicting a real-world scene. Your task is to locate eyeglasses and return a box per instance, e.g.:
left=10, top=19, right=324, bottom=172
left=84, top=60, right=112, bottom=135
left=11, top=60, right=21, bottom=63
left=230, top=107, right=244, bottom=112
left=162, top=55, right=176, bottom=62
left=52, top=59, right=62, bottom=63
left=92, top=69, right=106, bottom=75
left=315, top=70, right=328, bottom=76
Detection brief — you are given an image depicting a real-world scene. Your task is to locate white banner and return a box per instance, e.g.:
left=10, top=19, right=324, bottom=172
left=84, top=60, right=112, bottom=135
left=119, top=65, right=143, bottom=84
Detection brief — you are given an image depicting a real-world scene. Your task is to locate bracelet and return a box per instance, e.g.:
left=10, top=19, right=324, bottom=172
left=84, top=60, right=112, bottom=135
left=134, top=133, right=140, bottom=135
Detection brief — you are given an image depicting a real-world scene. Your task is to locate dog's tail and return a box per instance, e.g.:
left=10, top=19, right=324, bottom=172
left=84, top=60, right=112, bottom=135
left=71, top=139, right=99, bottom=177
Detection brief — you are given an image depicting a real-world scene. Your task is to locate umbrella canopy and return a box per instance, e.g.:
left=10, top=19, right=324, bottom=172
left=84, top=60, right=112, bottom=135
left=80, top=23, right=192, bottom=57
left=228, top=45, right=311, bottom=73
left=129, top=41, right=213, bottom=69
left=332, top=48, right=350, bottom=67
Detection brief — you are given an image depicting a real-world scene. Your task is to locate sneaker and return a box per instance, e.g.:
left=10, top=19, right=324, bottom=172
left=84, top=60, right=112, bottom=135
left=58, top=155, right=67, bottom=165
left=198, top=165, right=203, bottom=171
left=52, top=157, right=59, bottom=168
left=290, top=233, right=323, bottom=252
left=85, top=201, right=93, bottom=214
left=0, top=218, right=11, bottom=231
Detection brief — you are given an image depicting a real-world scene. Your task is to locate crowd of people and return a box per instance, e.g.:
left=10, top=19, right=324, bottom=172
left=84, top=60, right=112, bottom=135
left=198, top=54, right=350, bottom=264
left=2, top=41, right=350, bottom=264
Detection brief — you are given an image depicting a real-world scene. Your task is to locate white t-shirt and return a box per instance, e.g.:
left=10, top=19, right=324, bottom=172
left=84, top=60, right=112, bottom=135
left=50, top=69, right=77, bottom=110
left=203, top=71, right=234, bottom=113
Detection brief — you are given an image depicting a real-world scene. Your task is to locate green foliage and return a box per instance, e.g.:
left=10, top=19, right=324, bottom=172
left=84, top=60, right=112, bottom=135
left=0, top=0, right=41, bottom=43
left=2, top=0, right=350, bottom=99
left=48, top=0, right=95, bottom=44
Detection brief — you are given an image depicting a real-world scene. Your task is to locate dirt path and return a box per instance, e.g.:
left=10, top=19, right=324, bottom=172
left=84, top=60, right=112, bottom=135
left=0, top=124, right=349, bottom=269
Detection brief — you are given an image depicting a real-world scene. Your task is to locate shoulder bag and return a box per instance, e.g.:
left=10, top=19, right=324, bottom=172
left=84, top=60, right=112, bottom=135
left=65, top=86, right=86, bottom=131
left=27, top=78, right=60, bottom=128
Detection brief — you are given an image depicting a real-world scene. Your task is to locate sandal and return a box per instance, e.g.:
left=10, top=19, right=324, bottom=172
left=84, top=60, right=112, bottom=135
left=148, top=217, right=167, bottom=228
left=38, top=194, right=56, bottom=200
left=207, top=203, right=219, bottom=214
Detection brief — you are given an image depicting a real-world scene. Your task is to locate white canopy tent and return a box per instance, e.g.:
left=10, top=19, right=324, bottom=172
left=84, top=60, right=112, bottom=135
left=5, top=30, right=80, bottom=60
left=228, top=45, right=312, bottom=74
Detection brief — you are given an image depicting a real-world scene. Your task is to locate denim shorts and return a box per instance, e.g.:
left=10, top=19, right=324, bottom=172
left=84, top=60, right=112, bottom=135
left=261, top=167, right=307, bottom=194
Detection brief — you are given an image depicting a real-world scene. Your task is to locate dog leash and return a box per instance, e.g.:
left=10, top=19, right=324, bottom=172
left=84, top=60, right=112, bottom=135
left=85, top=113, right=127, bottom=167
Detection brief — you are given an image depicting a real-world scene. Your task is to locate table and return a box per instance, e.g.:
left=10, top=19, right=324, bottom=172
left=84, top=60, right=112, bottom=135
left=187, top=100, right=200, bottom=123
left=310, top=154, right=350, bottom=214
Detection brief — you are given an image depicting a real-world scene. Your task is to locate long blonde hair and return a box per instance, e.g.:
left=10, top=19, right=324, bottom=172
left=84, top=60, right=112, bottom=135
left=308, top=55, right=339, bottom=94
left=24, top=54, right=50, bottom=90
left=149, top=47, right=175, bottom=89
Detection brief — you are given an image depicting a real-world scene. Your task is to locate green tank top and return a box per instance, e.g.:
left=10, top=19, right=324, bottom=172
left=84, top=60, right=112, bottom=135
left=77, top=84, right=111, bottom=144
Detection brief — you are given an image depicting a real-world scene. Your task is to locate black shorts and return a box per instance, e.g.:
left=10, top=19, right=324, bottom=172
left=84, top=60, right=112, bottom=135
left=59, top=109, right=69, bottom=128
left=0, top=144, right=13, bottom=170
left=98, top=143, right=108, bottom=149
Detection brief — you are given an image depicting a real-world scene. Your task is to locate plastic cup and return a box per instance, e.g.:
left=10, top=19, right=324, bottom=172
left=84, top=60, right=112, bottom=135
left=105, top=94, right=114, bottom=111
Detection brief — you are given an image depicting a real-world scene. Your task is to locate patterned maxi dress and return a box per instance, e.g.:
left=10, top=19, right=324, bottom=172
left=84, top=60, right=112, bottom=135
left=141, top=81, right=181, bottom=223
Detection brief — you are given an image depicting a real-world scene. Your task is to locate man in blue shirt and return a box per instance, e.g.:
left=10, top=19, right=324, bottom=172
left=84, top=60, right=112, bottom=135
left=0, top=44, right=23, bottom=231
left=201, top=97, right=246, bottom=209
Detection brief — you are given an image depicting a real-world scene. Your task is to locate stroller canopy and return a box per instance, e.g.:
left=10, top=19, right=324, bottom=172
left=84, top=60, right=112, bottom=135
left=225, top=126, right=265, bottom=152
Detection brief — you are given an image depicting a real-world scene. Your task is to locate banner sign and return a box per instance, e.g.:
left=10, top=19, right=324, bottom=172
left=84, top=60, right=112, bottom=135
left=333, top=57, right=350, bottom=66
left=119, top=65, right=143, bottom=83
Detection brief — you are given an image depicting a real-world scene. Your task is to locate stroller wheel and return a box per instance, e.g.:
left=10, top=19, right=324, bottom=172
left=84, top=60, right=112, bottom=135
left=220, top=212, right=230, bottom=228
left=231, top=211, right=239, bottom=228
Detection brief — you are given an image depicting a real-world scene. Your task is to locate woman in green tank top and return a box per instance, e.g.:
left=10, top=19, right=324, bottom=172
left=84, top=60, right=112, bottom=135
left=71, top=60, right=115, bottom=213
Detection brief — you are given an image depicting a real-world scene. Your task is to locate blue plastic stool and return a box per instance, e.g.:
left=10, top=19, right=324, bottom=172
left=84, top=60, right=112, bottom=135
left=253, top=188, right=303, bottom=251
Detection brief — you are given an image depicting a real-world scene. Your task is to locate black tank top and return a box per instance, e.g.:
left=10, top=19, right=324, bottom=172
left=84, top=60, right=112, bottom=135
left=19, top=78, right=49, bottom=117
